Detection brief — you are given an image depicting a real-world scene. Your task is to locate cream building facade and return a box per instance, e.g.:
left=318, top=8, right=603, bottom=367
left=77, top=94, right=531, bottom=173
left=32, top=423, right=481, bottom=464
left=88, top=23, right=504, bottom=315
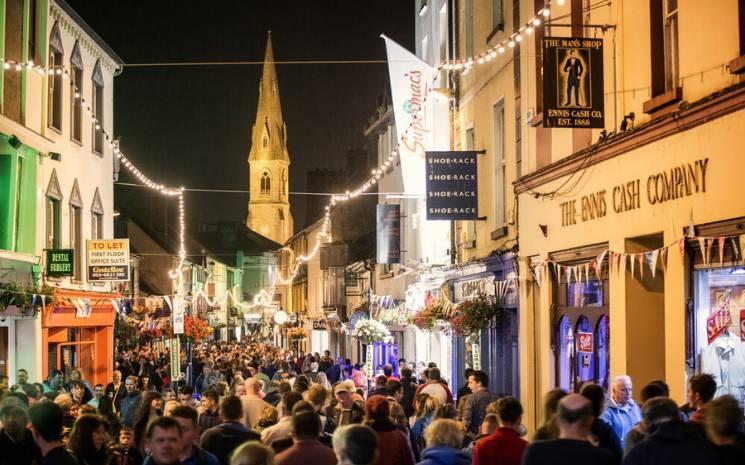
left=246, top=33, right=293, bottom=245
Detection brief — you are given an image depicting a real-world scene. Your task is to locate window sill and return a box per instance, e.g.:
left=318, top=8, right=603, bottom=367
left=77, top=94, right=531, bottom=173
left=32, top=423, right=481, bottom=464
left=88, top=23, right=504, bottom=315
left=528, top=112, right=543, bottom=127
left=48, top=125, right=62, bottom=135
left=642, top=87, right=682, bottom=115
left=71, top=137, right=83, bottom=147
left=728, top=55, right=745, bottom=74
left=490, top=226, right=508, bottom=240
left=92, top=149, right=103, bottom=158
left=462, top=240, right=476, bottom=249
left=486, top=24, right=506, bottom=47
left=379, top=272, right=394, bottom=280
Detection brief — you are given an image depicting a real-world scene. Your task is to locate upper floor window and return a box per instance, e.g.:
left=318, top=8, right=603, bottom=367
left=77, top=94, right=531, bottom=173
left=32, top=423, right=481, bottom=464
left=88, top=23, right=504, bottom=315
left=70, top=42, right=84, bottom=144
left=663, top=0, right=679, bottom=92
left=48, top=22, right=64, bottom=132
left=492, top=0, right=504, bottom=31
left=92, top=60, right=105, bottom=154
left=465, top=0, right=473, bottom=58
left=69, top=180, right=83, bottom=281
left=261, top=171, right=271, bottom=194
left=45, top=169, right=62, bottom=250
left=281, top=169, right=287, bottom=196
left=91, top=188, right=104, bottom=240
left=263, top=136, right=268, bottom=148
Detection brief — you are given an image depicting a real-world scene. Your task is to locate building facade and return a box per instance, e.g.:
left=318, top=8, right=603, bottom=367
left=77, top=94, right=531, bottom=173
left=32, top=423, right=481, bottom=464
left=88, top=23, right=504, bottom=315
left=246, top=33, right=294, bottom=245
left=0, top=0, right=122, bottom=386
left=515, top=0, right=745, bottom=429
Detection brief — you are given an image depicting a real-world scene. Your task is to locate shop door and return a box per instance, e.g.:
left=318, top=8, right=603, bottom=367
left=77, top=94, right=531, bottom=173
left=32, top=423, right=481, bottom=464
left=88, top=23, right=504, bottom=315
left=0, top=327, right=8, bottom=376
left=49, top=327, right=97, bottom=382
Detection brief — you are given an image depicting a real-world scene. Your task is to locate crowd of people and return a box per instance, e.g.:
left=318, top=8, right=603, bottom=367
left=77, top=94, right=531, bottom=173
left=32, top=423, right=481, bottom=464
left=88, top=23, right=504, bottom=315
left=1, top=342, right=744, bottom=465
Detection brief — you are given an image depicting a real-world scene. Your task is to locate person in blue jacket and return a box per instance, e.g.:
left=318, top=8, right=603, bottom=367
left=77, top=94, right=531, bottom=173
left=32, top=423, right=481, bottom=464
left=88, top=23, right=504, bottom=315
left=600, top=375, right=641, bottom=449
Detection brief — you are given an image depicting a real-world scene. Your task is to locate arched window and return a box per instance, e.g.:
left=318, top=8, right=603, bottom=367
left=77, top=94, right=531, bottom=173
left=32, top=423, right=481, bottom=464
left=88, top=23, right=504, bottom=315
left=70, top=41, right=84, bottom=143
left=48, top=22, right=64, bottom=131
left=260, top=171, right=271, bottom=194
left=91, top=60, right=105, bottom=154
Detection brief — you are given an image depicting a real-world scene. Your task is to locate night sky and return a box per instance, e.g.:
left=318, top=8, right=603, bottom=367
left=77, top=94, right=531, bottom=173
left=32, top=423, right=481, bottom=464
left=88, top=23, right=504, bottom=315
left=66, top=0, right=414, bottom=229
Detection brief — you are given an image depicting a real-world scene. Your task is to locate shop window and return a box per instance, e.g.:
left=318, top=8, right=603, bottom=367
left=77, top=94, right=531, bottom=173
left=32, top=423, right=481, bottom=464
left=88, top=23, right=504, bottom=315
left=575, top=316, right=595, bottom=388
left=693, top=267, right=745, bottom=410
left=493, top=101, right=506, bottom=228
left=556, top=315, right=573, bottom=392
left=596, top=315, right=610, bottom=391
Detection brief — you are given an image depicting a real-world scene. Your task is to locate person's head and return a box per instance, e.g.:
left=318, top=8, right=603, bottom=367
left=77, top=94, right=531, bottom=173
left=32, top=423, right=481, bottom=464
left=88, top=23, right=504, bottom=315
left=201, top=389, right=219, bottom=412
left=687, top=373, right=717, bottom=409
left=258, top=405, right=278, bottom=426
left=334, top=382, right=353, bottom=407
left=92, top=384, right=104, bottom=399
left=610, top=375, right=633, bottom=406
left=641, top=397, right=680, bottom=432
left=146, top=416, right=183, bottom=465
left=0, top=374, right=9, bottom=389
left=705, top=395, right=744, bottom=446
left=294, top=375, right=311, bottom=393
left=119, top=427, right=135, bottom=447
left=425, top=419, right=463, bottom=449
left=333, top=425, right=378, bottom=465
left=640, top=382, right=668, bottom=403
left=230, top=441, right=275, bottom=465
left=48, top=369, right=63, bottom=389
left=542, top=388, right=568, bottom=423
left=219, top=395, right=243, bottom=422
left=112, top=370, right=122, bottom=384
left=649, top=380, right=670, bottom=397
left=0, top=402, right=28, bottom=436
left=305, top=384, right=328, bottom=410
left=556, top=394, right=594, bottom=438
left=70, top=380, right=86, bottom=401
left=401, top=367, right=412, bottom=379
left=480, top=413, right=499, bottom=436
left=415, top=393, right=439, bottom=418
left=427, top=367, right=441, bottom=382
left=245, top=377, right=262, bottom=395
left=29, top=401, right=64, bottom=445
left=70, top=369, right=83, bottom=382
left=389, top=401, right=407, bottom=427
left=365, top=395, right=390, bottom=425
left=463, top=368, right=475, bottom=382
left=467, top=370, right=488, bottom=391
left=434, top=403, right=457, bottom=420
left=579, top=383, right=606, bottom=418
left=386, top=381, right=403, bottom=402
left=169, top=405, right=200, bottom=451
left=16, top=368, right=29, bottom=385
left=125, top=375, right=138, bottom=394
left=54, top=393, right=73, bottom=415
left=310, top=362, right=320, bottom=373
left=280, top=391, right=304, bottom=417
left=68, top=414, right=107, bottom=455
left=374, top=375, right=387, bottom=389
left=203, top=364, right=213, bottom=376
left=495, top=396, right=523, bottom=429
left=382, top=365, right=393, bottom=377
left=162, top=388, right=176, bottom=402
left=278, top=381, right=292, bottom=395
left=292, top=409, right=321, bottom=440
left=178, top=385, right=194, bottom=405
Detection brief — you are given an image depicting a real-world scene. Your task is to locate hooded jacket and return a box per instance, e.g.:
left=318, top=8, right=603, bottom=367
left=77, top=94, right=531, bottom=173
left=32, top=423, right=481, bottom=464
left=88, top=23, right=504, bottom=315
left=418, top=446, right=471, bottom=465
left=600, top=398, right=641, bottom=448
left=622, top=420, right=718, bottom=465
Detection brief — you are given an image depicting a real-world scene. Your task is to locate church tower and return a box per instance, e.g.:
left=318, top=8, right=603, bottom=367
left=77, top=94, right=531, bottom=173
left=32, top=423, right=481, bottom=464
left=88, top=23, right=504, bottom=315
left=247, top=32, right=293, bottom=244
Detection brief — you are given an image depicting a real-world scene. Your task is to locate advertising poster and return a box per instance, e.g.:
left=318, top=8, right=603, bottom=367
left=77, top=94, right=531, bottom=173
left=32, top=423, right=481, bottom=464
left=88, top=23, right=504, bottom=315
left=577, top=332, right=594, bottom=353
left=543, top=37, right=605, bottom=128
left=87, top=239, right=130, bottom=281
left=425, top=151, right=478, bottom=220
left=376, top=204, right=401, bottom=264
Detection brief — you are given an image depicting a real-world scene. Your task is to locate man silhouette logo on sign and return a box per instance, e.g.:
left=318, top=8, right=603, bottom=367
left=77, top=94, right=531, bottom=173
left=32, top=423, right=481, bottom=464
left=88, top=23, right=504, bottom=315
left=563, top=49, right=584, bottom=107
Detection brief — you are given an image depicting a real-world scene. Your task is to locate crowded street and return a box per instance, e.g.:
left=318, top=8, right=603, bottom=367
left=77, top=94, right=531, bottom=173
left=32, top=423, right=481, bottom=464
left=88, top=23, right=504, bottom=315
left=2, top=0, right=745, bottom=464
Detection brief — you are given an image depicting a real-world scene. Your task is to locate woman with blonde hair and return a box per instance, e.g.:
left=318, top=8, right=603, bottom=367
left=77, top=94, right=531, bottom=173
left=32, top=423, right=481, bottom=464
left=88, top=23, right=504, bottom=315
left=230, top=441, right=274, bottom=465
left=253, top=405, right=279, bottom=433
left=411, top=393, right=440, bottom=451
left=418, top=419, right=470, bottom=465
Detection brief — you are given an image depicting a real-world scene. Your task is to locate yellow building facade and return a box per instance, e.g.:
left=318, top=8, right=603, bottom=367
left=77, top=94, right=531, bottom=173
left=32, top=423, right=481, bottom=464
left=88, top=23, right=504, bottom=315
left=513, top=0, right=745, bottom=430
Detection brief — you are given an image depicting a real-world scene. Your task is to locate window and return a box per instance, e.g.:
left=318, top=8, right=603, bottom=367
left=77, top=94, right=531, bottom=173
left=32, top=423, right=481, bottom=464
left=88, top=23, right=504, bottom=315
left=91, top=188, right=104, bottom=240
left=492, top=0, right=504, bottom=31
left=70, top=42, right=84, bottom=143
left=28, top=0, right=37, bottom=63
left=70, top=180, right=83, bottom=281
left=261, top=171, right=271, bottom=194
left=91, top=60, right=104, bottom=154
left=493, top=101, right=506, bottom=227
left=48, top=22, right=64, bottom=131
left=465, top=0, right=473, bottom=58
left=3, top=0, right=23, bottom=123
left=662, top=0, right=679, bottom=92
left=263, top=136, right=268, bottom=148
left=45, top=170, right=62, bottom=250
left=281, top=169, right=287, bottom=196
left=439, top=4, right=448, bottom=62
left=422, top=35, right=429, bottom=63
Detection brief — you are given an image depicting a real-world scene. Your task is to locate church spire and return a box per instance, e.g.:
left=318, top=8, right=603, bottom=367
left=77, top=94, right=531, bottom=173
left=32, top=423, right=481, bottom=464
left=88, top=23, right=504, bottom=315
left=249, top=31, right=289, bottom=162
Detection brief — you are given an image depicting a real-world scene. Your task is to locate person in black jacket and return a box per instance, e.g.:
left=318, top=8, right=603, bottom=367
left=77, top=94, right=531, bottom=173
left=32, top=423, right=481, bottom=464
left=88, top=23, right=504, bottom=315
left=580, top=382, right=622, bottom=460
left=703, top=395, right=745, bottom=465
left=622, top=397, right=718, bottom=465
left=200, top=395, right=260, bottom=465
left=399, top=367, right=417, bottom=419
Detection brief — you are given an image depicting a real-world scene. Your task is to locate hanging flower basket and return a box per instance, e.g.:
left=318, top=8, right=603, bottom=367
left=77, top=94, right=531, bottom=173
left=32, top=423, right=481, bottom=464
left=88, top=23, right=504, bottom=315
left=179, top=316, right=212, bottom=343
left=287, top=327, right=308, bottom=341
left=449, top=294, right=505, bottom=340
left=408, top=301, right=449, bottom=331
left=348, top=319, right=393, bottom=344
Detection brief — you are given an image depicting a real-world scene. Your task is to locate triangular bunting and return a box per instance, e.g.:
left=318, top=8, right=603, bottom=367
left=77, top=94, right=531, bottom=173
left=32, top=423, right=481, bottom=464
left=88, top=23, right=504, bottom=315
left=660, top=247, right=668, bottom=274
left=639, top=253, right=645, bottom=279
left=679, top=237, right=686, bottom=259
left=732, top=237, right=741, bottom=261
left=647, top=250, right=659, bottom=278
left=620, top=253, right=627, bottom=276
left=565, top=266, right=572, bottom=284
left=739, top=235, right=745, bottom=261
left=630, top=254, right=636, bottom=277
left=533, top=266, right=542, bottom=287
left=698, top=237, right=708, bottom=265
left=718, top=237, right=725, bottom=267
left=584, top=263, right=591, bottom=284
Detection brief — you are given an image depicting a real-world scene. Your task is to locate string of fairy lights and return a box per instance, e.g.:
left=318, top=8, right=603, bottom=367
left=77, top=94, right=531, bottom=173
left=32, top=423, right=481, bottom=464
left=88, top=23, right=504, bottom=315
left=0, top=1, right=559, bottom=315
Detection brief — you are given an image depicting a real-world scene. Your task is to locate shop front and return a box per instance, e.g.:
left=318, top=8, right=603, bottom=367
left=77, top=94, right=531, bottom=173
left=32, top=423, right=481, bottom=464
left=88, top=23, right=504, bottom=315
left=405, top=275, right=452, bottom=383
left=42, top=289, right=116, bottom=387
left=517, top=99, right=745, bottom=429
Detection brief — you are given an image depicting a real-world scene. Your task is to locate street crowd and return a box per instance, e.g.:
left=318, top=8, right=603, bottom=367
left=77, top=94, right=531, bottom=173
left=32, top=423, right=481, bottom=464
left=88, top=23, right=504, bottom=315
left=1, top=342, right=744, bottom=465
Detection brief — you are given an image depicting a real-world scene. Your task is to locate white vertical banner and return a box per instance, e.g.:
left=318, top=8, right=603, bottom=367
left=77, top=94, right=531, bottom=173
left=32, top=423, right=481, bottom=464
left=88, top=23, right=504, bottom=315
left=383, top=35, right=450, bottom=265
left=173, top=296, right=185, bottom=335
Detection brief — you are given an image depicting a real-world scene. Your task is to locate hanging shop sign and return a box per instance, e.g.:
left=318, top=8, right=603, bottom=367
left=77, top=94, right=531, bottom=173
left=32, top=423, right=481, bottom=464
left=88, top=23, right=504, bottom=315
left=170, top=337, right=181, bottom=380
left=46, top=249, right=74, bottom=277
left=559, top=158, right=709, bottom=227
left=312, top=319, right=328, bottom=331
left=543, top=37, right=605, bottom=128
left=377, top=204, right=401, bottom=264
left=577, top=332, right=594, bottom=353
left=86, top=239, right=130, bottom=281
left=453, top=277, right=496, bottom=303
left=471, top=343, right=481, bottom=370
left=75, top=298, right=92, bottom=318
left=425, top=151, right=478, bottom=220
left=344, top=272, right=359, bottom=288
left=173, top=297, right=185, bottom=335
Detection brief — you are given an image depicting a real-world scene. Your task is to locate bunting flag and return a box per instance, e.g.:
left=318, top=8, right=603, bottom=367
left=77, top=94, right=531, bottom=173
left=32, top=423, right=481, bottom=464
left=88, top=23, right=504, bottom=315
left=620, top=252, right=627, bottom=276
left=660, top=247, right=668, bottom=274
left=698, top=237, right=708, bottom=265
left=648, top=250, right=660, bottom=278
left=732, top=237, right=741, bottom=261
left=638, top=253, right=645, bottom=279
left=565, top=266, right=572, bottom=284
left=718, top=237, right=725, bottom=267
left=584, top=263, right=591, bottom=284
left=740, top=235, right=745, bottom=261
left=597, top=250, right=608, bottom=272
left=163, top=295, right=173, bottom=312
left=41, top=295, right=46, bottom=312
left=111, top=299, right=121, bottom=314
left=629, top=253, right=635, bottom=277
left=533, top=265, right=542, bottom=287
left=705, top=238, right=715, bottom=265
left=679, top=237, right=686, bottom=259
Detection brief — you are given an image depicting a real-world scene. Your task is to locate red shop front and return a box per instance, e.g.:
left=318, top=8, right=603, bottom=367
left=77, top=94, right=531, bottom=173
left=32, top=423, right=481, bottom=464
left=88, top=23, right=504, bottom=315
left=42, top=289, right=117, bottom=387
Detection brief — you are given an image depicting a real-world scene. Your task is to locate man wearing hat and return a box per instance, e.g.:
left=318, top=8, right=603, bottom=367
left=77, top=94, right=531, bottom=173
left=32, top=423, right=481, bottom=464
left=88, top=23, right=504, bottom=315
left=331, top=382, right=364, bottom=427
left=0, top=399, right=42, bottom=465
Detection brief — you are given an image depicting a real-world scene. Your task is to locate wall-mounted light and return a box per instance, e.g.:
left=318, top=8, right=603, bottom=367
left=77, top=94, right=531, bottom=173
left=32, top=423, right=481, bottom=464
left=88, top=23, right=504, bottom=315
left=8, top=135, right=22, bottom=149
